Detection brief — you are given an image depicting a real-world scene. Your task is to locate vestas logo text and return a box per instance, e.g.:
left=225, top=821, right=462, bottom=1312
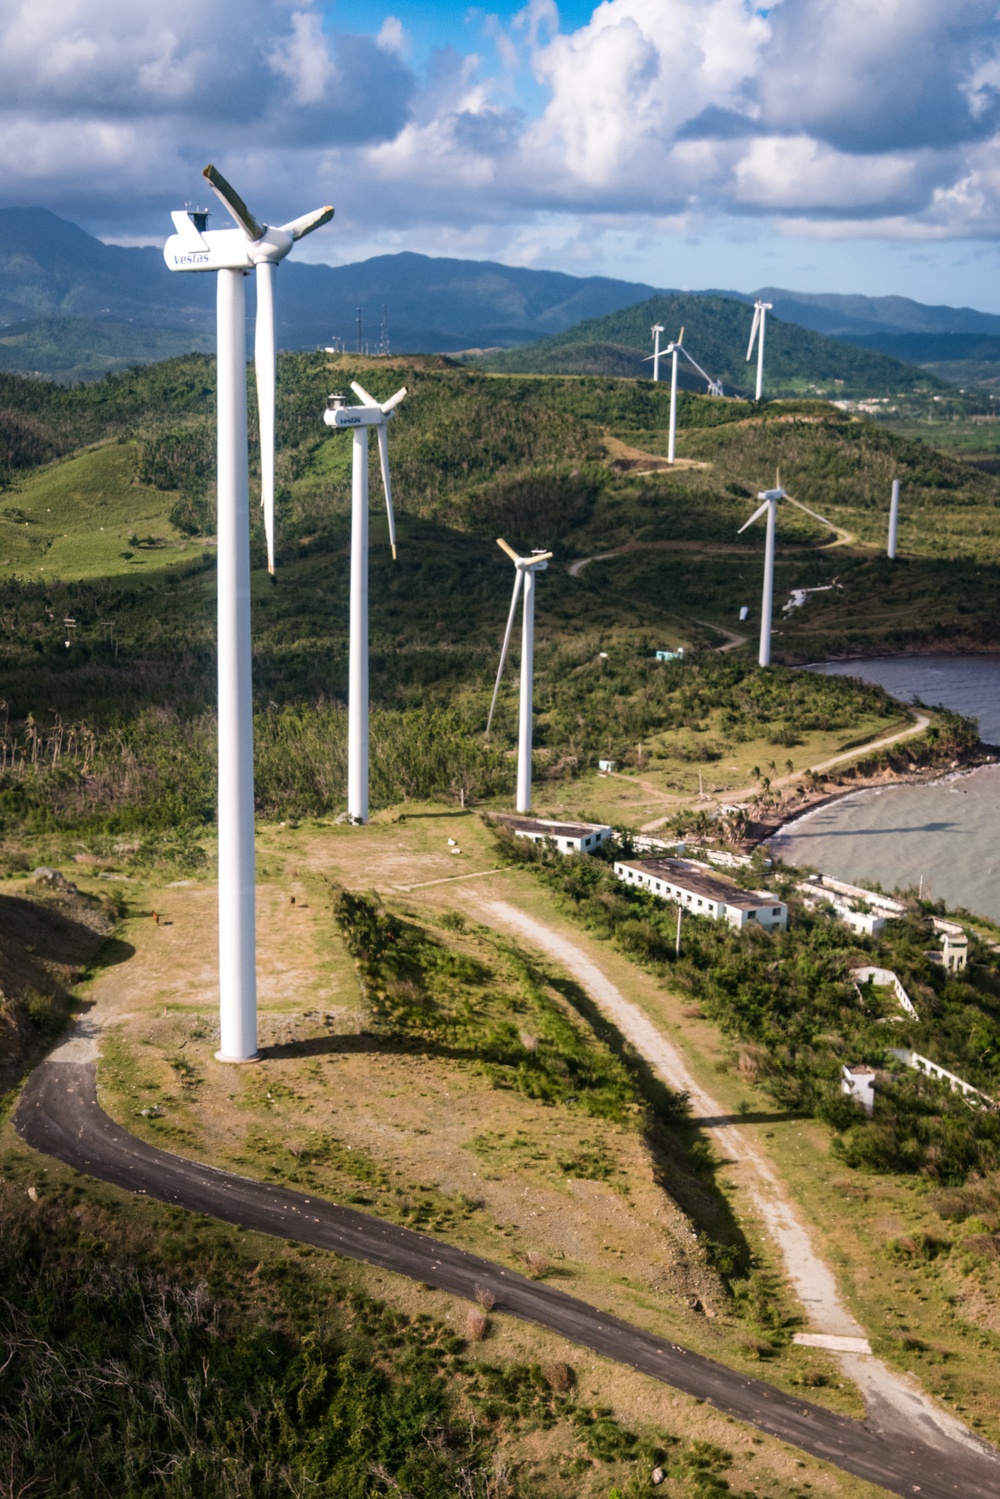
left=172, top=253, right=210, bottom=266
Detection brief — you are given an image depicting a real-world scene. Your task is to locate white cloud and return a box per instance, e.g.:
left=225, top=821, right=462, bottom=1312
left=268, top=12, right=335, bottom=106
left=3, top=0, right=1000, bottom=259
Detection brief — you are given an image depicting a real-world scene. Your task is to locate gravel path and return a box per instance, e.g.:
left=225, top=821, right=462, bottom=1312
left=481, top=899, right=996, bottom=1464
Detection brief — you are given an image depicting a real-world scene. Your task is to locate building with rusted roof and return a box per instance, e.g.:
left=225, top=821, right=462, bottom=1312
left=614, top=856, right=787, bottom=931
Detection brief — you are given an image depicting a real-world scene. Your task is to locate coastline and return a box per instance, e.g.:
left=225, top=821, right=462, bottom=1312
left=747, top=745, right=999, bottom=851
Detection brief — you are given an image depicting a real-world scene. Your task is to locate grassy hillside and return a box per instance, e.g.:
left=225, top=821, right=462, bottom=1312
left=467, top=294, right=949, bottom=399
left=0, top=352, right=993, bottom=836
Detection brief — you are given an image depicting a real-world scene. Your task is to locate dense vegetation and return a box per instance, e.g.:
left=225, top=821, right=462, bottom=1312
left=4, top=1178, right=724, bottom=1497
left=498, top=829, right=1000, bottom=1185
left=469, top=295, right=948, bottom=398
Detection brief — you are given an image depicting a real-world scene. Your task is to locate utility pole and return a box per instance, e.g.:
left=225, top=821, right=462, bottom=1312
left=676, top=905, right=682, bottom=957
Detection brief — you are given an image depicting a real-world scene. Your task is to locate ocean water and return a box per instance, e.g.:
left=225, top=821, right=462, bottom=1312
left=771, top=657, right=1000, bottom=920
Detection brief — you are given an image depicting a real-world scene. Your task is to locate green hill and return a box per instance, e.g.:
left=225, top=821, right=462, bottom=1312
left=469, top=294, right=949, bottom=399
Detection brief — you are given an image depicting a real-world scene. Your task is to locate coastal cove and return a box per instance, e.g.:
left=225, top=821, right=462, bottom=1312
left=773, top=656, right=1000, bottom=920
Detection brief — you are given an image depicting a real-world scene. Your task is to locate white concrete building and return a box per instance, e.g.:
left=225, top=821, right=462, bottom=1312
left=498, top=815, right=613, bottom=855
left=841, top=1064, right=876, bottom=1115
left=614, top=857, right=788, bottom=931
left=851, top=966, right=919, bottom=1020
left=928, top=919, right=969, bottom=974
left=798, top=874, right=892, bottom=937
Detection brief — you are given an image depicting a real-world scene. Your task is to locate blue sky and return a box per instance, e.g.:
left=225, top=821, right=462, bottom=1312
left=3, top=0, right=1000, bottom=309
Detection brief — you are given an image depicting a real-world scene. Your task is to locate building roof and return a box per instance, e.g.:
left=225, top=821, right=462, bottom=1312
left=497, top=815, right=610, bottom=839
left=618, top=857, right=782, bottom=912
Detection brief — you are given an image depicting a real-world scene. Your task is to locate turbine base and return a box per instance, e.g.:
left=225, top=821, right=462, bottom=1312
left=214, top=1050, right=260, bottom=1064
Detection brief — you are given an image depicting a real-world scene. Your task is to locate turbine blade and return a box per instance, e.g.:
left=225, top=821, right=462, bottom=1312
left=279, top=205, right=334, bottom=241
left=529, top=551, right=553, bottom=564
left=255, top=261, right=277, bottom=576
left=746, top=305, right=760, bottom=361
left=738, top=500, right=770, bottom=534
left=350, top=380, right=380, bottom=408
left=376, top=424, right=397, bottom=560
left=202, top=164, right=264, bottom=241
left=380, top=386, right=407, bottom=415
left=486, top=570, right=524, bottom=736
left=678, top=326, right=685, bottom=343
left=496, top=537, right=521, bottom=564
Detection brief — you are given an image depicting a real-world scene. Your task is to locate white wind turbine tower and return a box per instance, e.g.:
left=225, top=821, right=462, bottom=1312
left=665, top=326, right=683, bottom=463
left=163, top=165, right=333, bottom=1063
left=739, top=480, right=785, bottom=667
left=746, top=299, right=772, bottom=402
left=323, top=380, right=407, bottom=825
left=486, top=539, right=553, bottom=814
left=646, top=323, right=665, bottom=381
left=739, top=475, right=834, bottom=666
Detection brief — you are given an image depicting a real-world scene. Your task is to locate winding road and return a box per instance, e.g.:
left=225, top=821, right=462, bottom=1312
left=15, top=1044, right=1000, bottom=1499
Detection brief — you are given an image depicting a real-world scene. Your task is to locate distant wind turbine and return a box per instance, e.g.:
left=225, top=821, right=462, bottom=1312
left=163, top=165, right=333, bottom=1064
left=666, top=327, right=684, bottom=463
left=323, top=381, right=407, bottom=825
left=486, top=539, right=553, bottom=814
left=888, top=478, right=901, bottom=558
left=746, top=299, right=772, bottom=402
left=645, top=324, right=666, bottom=381
left=739, top=473, right=833, bottom=666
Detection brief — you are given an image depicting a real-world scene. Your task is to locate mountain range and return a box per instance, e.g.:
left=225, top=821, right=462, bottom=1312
left=1, top=205, right=999, bottom=383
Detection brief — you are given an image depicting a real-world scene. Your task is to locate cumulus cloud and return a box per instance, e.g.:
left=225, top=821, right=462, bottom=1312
left=2, top=0, right=1000, bottom=252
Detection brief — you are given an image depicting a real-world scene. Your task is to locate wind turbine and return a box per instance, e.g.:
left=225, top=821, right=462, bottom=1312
left=163, top=166, right=333, bottom=1064
left=486, top=539, right=553, bottom=814
left=887, top=478, right=901, bottom=558
left=738, top=478, right=785, bottom=667
left=646, top=323, right=665, bottom=381
left=666, top=326, right=683, bottom=462
left=739, top=475, right=834, bottom=666
left=323, top=380, right=407, bottom=825
left=746, top=299, right=772, bottom=402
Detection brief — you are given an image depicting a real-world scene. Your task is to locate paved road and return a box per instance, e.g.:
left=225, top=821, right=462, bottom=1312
left=16, top=1058, right=1000, bottom=1499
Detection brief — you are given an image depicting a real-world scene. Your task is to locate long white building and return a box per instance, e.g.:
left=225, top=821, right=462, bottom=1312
left=614, top=856, right=788, bottom=931
left=497, top=814, right=614, bottom=855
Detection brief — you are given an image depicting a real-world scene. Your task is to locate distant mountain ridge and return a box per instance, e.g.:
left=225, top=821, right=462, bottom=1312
left=0, top=204, right=998, bottom=381
left=468, top=294, right=946, bottom=399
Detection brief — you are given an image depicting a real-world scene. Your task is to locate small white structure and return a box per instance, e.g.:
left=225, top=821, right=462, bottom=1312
left=889, top=1048, right=994, bottom=1108
left=841, top=1064, right=876, bottom=1116
left=928, top=918, right=968, bottom=973
left=598, top=759, right=617, bottom=773
left=655, top=648, right=684, bottom=662
left=615, top=857, right=788, bottom=931
left=799, top=873, right=905, bottom=937
left=851, top=966, right=919, bottom=1019
left=498, top=815, right=613, bottom=855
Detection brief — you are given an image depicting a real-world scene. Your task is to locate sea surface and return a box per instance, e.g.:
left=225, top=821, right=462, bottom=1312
left=771, top=656, right=1000, bottom=920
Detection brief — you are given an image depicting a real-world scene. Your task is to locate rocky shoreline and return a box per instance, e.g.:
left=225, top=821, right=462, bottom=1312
left=745, top=743, right=999, bottom=851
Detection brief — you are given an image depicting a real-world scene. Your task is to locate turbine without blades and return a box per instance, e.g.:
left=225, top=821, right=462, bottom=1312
left=486, top=538, right=552, bottom=814
left=746, top=299, right=772, bottom=402
left=323, top=382, right=407, bottom=824
left=738, top=472, right=834, bottom=667
left=163, top=166, right=333, bottom=1063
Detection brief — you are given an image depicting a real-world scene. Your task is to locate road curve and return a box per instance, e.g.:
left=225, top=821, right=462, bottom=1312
left=15, top=1058, right=1000, bottom=1499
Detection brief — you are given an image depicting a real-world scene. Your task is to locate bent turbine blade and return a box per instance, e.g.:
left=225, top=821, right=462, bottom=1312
left=738, top=500, right=771, bottom=534
left=380, top=386, right=407, bottom=415
left=202, top=164, right=265, bottom=241
left=280, top=205, right=335, bottom=241
left=746, top=305, right=760, bottom=362
left=376, top=424, right=397, bottom=560
left=255, top=261, right=277, bottom=575
left=486, top=569, right=524, bottom=736
left=350, top=380, right=380, bottom=408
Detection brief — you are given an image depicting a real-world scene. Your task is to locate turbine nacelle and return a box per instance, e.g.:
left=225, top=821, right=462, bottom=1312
left=497, top=537, right=552, bottom=572
left=324, top=381, right=406, bottom=560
